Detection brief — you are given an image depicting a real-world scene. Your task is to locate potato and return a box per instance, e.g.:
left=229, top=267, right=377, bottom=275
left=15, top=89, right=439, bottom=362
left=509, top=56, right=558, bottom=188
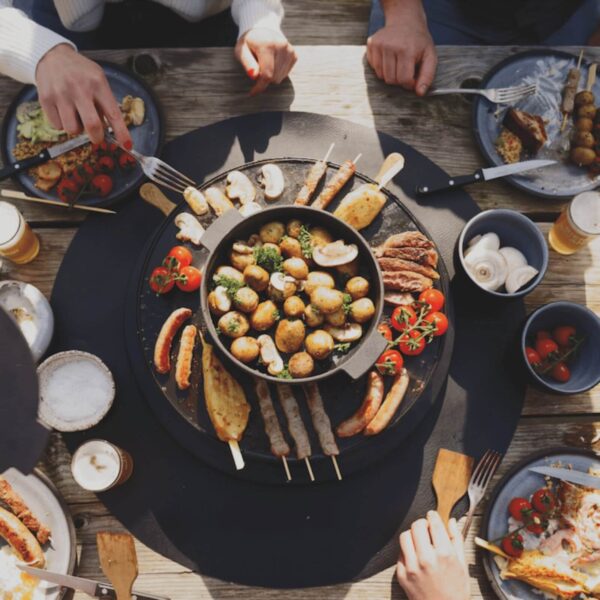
left=283, top=295, right=306, bottom=318
left=280, top=236, right=303, bottom=258
left=262, top=242, right=281, bottom=255
left=309, top=226, right=333, bottom=248
left=230, top=250, right=255, bottom=272
left=305, top=329, right=334, bottom=360
left=571, top=146, right=596, bottom=166
left=243, top=264, right=269, bottom=291
left=333, top=184, right=386, bottom=231
left=230, top=336, right=260, bottom=363
left=259, top=221, right=285, bottom=244
left=208, top=288, right=231, bottom=316
left=216, top=265, right=244, bottom=283
left=345, top=276, right=370, bottom=300
left=578, top=104, right=597, bottom=120
left=575, top=90, right=595, bottom=107
left=218, top=311, right=250, bottom=338
left=288, top=352, right=314, bottom=378
left=336, top=259, right=359, bottom=279
left=283, top=257, right=309, bottom=280
left=233, top=286, right=259, bottom=313
left=250, top=300, right=279, bottom=331
left=286, top=219, right=303, bottom=238
left=304, top=303, right=324, bottom=327
left=572, top=131, right=595, bottom=149
left=349, top=298, right=375, bottom=323
left=310, top=287, right=344, bottom=314
left=576, top=117, right=594, bottom=132
left=275, top=319, right=306, bottom=353
left=325, top=307, right=346, bottom=327
left=304, top=271, right=335, bottom=295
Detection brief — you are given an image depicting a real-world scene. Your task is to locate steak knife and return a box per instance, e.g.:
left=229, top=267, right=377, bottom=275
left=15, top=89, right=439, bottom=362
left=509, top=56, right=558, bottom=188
left=18, top=565, right=170, bottom=600
left=415, top=159, right=557, bottom=196
left=0, top=132, right=91, bottom=181
left=529, top=466, right=600, bottom=489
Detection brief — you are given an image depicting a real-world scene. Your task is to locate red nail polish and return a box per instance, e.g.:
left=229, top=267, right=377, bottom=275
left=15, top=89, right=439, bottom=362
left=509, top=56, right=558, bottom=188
left=124, top=139, right=133, bottom=150
left=248, top=68, right=256, bottom=78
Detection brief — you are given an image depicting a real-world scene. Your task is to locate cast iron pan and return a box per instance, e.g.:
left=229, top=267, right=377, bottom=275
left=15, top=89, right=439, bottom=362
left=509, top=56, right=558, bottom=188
left=129, top=158, right=453, bottom=484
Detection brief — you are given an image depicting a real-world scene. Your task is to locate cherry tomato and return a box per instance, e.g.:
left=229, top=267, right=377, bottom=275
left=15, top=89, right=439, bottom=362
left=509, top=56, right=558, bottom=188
left=376, top=349, right=404, bottom=376
left=92, top=140, right=110, bottom=154
left=508, top=497, right=532, bottom=521
left=525, top=346, right=542, bottom=367
left=535, top=338, right=559, bottom=361
left=398, top=330, right=426, bottom=356
left=149, top=266, right=174, bottom=294
left=536, top=330, right=551, bottom=341
left=418, top=288, right=445, bottom=312
left=502, top=533, right=524, bottom=558
left=176, top=266, right=202, bottom=292
left=377, top=323, right=393, bottom=341
left=551, top=362, right=571, bottom=383
left=552, top=325, right=577, bottom=348
left=118, top=152, right=137, bottom=171
left=531, top=489, right=556, bottom=514
left=108, top=142, right=119, bottom=155
left=56, top=178, right=80, bottom=203
left=424, top=311, right=448, bottom=336
left=391, top=306, right=418, bottom=333
left=96, top=155, right=115, bottom=174
left=90, top=174, right=113, bottom=197
left=165, top=246, right=193, bottom=270
left=526, top=511, right=548, bottom=535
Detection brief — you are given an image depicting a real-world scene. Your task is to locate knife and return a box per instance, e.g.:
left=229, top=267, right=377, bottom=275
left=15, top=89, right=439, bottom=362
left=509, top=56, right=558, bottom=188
left=415, top=159, right=557, bottom=196
left=529, top=466, right=600, bottom=489
left=0, top=133, right=91, bottom=182
left=18, top=565, right=170, bottom=600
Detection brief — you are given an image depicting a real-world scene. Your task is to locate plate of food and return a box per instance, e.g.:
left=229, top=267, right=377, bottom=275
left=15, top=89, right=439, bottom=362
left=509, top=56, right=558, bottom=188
left=128, top=154, right=453, bottom=483
left=0, top=468, right=76, bottom=599
left=0, top=61, right=163, bottom=207
left=473, top=49, right=600, bottom=199
left=480, top=447, right=600, bottom=600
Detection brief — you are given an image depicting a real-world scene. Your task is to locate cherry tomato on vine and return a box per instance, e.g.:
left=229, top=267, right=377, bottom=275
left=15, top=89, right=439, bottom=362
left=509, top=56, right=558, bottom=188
left=56, top=178, right=80, bottom=203
left=118, top=152, right=137, bottom=171
left=535, top=338, right=559, bottom=361
left=526, top=511, right=548, bottom=535
left=165, top=246, right=193, bottom=270
left=90, top=174, right=113, bottom=197
left=377, top=323, right=393, bottom=341
left=531, top=489, right=556, bottom=514
left=535, top=330, right=551, bottom=341
left=149, top=266, right=174, bottom=294
left=525, top=346, right=542, bottom=367
left=397, top=330, right=426, bottom=356
left=552, top=325, right=577, bottom=348
left=508, top=497, right=532, bottom=522
left=424, top=311, right=448, bottom=336
left=418, top=288, right=445, bottom=313
left=391, top=305, right=418, bottom=333
left=176, top=266, right=202, bottom=292
left=551, top=362, right=571, bottom=383
left=376, top=349, right=404, bottom=376
left=96, top=155, right=115, bottom=173
left=502, top=534, right=524, bottom=558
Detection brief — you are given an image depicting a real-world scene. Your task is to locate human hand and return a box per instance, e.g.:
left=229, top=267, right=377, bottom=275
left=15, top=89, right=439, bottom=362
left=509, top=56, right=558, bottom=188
left=396, top=511, right=470, bottom=600
left=235, top=28, right=297, bottom=96
left=35, top=44, right=131, bottom=147
left=366, top=0, right=437, bottom=95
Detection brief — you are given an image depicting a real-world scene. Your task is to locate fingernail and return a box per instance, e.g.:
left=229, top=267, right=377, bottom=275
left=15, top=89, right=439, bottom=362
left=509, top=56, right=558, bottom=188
left=248, top=68, right=256, bottom=78
left=124, top=139, right=133, bottom=150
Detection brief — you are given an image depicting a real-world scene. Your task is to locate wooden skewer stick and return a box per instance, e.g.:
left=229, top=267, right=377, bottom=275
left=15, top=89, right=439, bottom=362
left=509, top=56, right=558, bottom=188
left=331, top=455, right=342, bottom=481
left=0, top=189, right=116, bottom=214
left=228, top=440, right=245, bottom=471
left=577, top=49, right=584, bottom=70
left=352, top=153, right=362, bottom=165
left=322, top=142, right=335, bottom=163
left=474, top=536, right=509, bottom=559
left=304, top=457, right=315, bottom=482
left=560, top=113, right=568, bottom=132
left=587, top=63, right=597, bottom=92
left=282, top=456, right=291, bottom=482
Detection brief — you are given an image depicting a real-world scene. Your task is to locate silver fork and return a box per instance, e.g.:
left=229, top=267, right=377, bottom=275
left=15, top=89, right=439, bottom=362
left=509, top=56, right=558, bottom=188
left=462, top=449, right=503, bottom=538
left=429, top=83, right=537, bottom=104
left=106, top=134, right=196, bottom=193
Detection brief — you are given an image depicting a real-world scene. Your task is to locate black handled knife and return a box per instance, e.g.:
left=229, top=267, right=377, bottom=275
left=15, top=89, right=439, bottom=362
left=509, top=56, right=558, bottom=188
left=415, top=159, right=557, bottom=196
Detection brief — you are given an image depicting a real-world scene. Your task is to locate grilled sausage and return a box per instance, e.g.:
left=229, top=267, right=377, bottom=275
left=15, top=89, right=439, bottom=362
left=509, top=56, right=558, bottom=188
left=254, top=378, right=290, bottom=457
left=0, top=506, right=45, bottom=566
left=294, top=160, right=328, bottom=205
left=175, top=324, right=197, bottom=390
left=336, top=371, right=384, bottom=437
left=364, top=368, right=410, bottom=435
left=302, top=382, right=339, bottom=456
left=154, top=308, right=192, bottom=374
left=312, top=160, right=356, bottom=210
left=276, top=384, right=312, bottom=459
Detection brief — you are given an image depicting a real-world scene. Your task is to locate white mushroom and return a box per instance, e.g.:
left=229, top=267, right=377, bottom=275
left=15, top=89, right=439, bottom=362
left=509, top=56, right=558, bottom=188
left=258, top=164, right=285, bottom=200
left=257, top=334, right=284, bottom=375
left=269, top=272, right=297, bottom=292
left=209, top=286, right=232, bottom=314
left=232, top=241, right=254, bottom=255
left=312, top=240, right=359, bottom=267
left=183, top=186, right=209, bottom=215
left=226, top=171, right=256, bottom=205
left=505, top=265, right=539, bottom=294
left=499, top=247, right=527, bottom=273
left=205, top=187, right=235, bottom=216
left=324, top=323, right=363, bottom=343
left=467, top=234, right=482, bottom=247
left=239, top=201, right=262, bottom=218
left=130, top=97, right=145, bottom=126
left=174, top=212, right=205, bottom=246
left=465, top=232, right=501, bottom=258
left=464, top=249, right=508, bottom=291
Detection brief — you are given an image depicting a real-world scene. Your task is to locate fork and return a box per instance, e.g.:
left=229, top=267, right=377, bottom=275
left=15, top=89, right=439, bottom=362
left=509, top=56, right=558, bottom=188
left=462, top=449, right=503, bottom=538
left=429, top=83, right=537, bottom=104
left=105, top=133, right=196, bottom=193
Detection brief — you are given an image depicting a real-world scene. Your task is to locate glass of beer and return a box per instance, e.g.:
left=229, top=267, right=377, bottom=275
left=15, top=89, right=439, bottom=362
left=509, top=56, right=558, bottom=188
left=0, top=201, right=40, bottom=264
left=549, top=191, right=600, bottom=255
left=71, top=440, right=134, bottom=492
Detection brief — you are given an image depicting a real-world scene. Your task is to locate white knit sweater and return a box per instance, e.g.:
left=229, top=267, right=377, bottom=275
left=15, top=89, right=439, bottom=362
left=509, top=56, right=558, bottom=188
left=0, top=0, right=284, bottom=84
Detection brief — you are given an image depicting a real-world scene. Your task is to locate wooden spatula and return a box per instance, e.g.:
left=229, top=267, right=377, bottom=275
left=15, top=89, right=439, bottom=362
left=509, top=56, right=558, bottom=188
left=432, top=448, right=474, bottom=524
left=140, top=182, right=176, bottom=216
left=374, top=152, right=405, bottom=188
left=97, top=532, right=138, bottom=600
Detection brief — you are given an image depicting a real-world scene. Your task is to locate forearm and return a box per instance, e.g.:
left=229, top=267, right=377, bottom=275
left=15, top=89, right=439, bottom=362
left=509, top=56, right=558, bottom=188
left=381, top=0, right=425, bottom=25
left=231, top=0, right=284, bottom=37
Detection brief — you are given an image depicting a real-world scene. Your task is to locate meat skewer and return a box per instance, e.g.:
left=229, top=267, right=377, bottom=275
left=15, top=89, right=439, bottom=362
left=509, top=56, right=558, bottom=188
left=312, top=153, right=361, bottom=210
left=302, top=382, right=342, bottom=481
left=294, top=143, right=334, bottom=205
left=254, top=377, right=292, bottom=481
left=561, top=50, right=584, bottom=131
left=276, top=383, right=314, bottom=481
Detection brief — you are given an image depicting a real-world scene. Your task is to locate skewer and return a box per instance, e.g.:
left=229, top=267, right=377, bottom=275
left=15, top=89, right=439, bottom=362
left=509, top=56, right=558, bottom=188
left=587, top=63, right=597, bottom=92
left=474, top=536, right=509, bottom=559
left=560, top=50, right=585, bottom=132
left=322, top=142, right=335, bottom=163
left=560, top=113, right=568, bottom=132
left=577, top=49, right=584, bottom=70
left=331, top=455, right=342, bottom=481
left=352, top=153, right=362, bottom=165
left=281, top=456, right=291, bottom=482
left=0, top=189, right=116, bottom=214
left=228, top=440, right=245, bottom=471
left=304, top=457, right=315, bottom=482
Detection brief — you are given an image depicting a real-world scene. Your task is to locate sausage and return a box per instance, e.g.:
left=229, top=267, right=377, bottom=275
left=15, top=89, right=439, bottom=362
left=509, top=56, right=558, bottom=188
left=294, top=160, right=328, bottom=205
left=364, top=368, right=410, bottom=435
left=0, top=506, right=45, bottom=566
left=312, top=160, right=356, bottom=210
left=175, top=324, right=197, bottom=390
left=276, top=384, right=312, bottom=459
left=302, top=382, right=339, bottom=456
left=154, top=308, right=192, bottom=374
left=562, top=68, right=581, bottom=114
left=254, top=378, right=290, bottom=457
left=336, top=371, right=384, bottom=437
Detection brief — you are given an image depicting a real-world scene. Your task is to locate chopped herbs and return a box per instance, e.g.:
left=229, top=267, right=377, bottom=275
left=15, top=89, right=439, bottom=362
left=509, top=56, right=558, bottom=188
left=342, top=293, right=353, bottom=315
left=213, top=275, right=244, bottom=299
left=226, top=319, right=240, bottom=334
left=298, top=225, right=313, bottom=259
left=276, top=365, right=292, bottom=379
left=334, top=342, right=351, bottom=354
left=253, top=245, right=283, bottom=273
left=272, top=308, right=281, bottom=321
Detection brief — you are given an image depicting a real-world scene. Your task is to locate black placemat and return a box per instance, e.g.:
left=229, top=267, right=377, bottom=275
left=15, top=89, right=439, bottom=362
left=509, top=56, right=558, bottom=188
left=50, top=112, right=526, bottom=588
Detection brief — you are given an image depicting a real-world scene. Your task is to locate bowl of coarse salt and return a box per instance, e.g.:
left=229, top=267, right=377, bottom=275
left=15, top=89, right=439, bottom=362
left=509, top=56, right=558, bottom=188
left=37, top=351, right=115, bottom=432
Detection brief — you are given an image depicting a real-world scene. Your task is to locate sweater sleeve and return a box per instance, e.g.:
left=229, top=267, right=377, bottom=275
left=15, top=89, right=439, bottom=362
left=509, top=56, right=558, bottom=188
left=231, top=0, right=284, bottom=37
left=0, top=0, right=76, bottom=84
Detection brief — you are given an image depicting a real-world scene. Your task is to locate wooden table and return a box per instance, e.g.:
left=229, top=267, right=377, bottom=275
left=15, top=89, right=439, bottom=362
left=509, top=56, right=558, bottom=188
left=1, top=44, right=599, bottom=600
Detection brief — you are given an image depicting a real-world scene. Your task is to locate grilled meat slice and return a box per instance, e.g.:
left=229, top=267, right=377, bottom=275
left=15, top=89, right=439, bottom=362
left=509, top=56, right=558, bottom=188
left=377, top=257, right=439, bottom=280
left=382, top=270, right=433, bottom=292
left=380, top=231, right=435, bottom=250
left=375, top=245, right=439, bottom=268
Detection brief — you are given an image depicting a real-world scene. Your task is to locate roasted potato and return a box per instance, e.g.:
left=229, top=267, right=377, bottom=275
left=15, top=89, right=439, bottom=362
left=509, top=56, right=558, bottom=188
left=243, top=264, right=269, bottom=292
left=280, top=236, right=303, bottom=258
left=575, top=90, right=595, bottom=107
left=208, top=287, right=231, bottom=316
left=333, top=184, right=386, bottom=231
left=259, top=221, right=285, bottom=244
left=286, top=219, right=303, bottom=238
left=571, top=146, right=596, bottom=166
left=345, top=276, right=370, bottom=300
left=572, top=131, right=595, bottom=148
left=305, top=329, right=334, bottom=360
left=283, top=257, right=309, bottom=280
left=262, top=242, right=281, bottom=255
left=288, top=352, right=314, bottom=378
left=304, top=271, right=335, bottom=295
left=250, top=300, right=279, bottom=331
left=310, top=287, right=344, bottom=315
left=216, top=265, right=244, bottom=283
left=230, top=250, right=255, bottom=272
left=576, top=117, right=594, bottom=132
left=275, top=319, right=306, bottom=353
left=283, top=295, right=306, bottom=318
left=336, top=259, right=359, bottom=279
left=325, top=307, right=346, bottom=327
left=349, top=298, right=375, bottom=323
left=304, top=303, right=324, bottom=327
left=309, top=226, right=333, bottom=248
left=578, top=104, right=597, bottom=120
left=233, top=286, right=259, bottom=313
left=230, top=336, right=260, bottom=363
left=268, top=274, right=297, bottom=303
left=218, top=311, right=250, bottom=338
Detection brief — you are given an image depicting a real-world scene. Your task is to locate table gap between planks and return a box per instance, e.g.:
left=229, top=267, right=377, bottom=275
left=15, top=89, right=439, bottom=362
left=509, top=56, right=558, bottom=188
left=0, top=2, right=599, bottom=596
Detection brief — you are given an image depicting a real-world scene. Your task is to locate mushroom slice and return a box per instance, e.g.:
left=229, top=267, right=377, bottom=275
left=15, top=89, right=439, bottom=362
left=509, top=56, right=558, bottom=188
left=130, top=97, right=145, bottom=126
left=210, top=286, right=232, bottom=314
left=465, top=232, right=501, bottom=258
left=226, top=171, right=256, bottom=205
left=239, top=201, right=262, bottom=218
left=258, top=164, right=285, bottom=201
left=183, top=186, right=209, bottom=215
left=464, top=249, right=508, bottom=291
left=270, top=272, right=297, bottom=292
left=499, top=247, right=527, bottom=273
left=205, top=187, right=235, bottom=216
left=232, top=241, right=254, bottom=255
left=257, top=334, right=284, bottom=375
left=312, top=240, right=359, bottom=267
left=325, top=323, right=363, bottom=343
left=505, top=265, right=539, bottom=294
left=175, top=212, right=205, bottom=246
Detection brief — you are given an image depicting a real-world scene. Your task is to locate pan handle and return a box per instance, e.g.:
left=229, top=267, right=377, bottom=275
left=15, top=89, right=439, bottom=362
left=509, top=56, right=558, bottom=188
left=200, top=208, right=245, bottom=253
left=339, top=327, right=388, bottom=380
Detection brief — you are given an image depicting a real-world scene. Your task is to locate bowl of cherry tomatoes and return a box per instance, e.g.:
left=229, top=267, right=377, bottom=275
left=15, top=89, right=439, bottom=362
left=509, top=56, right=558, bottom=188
left=521, top=301, right=600, bottom=394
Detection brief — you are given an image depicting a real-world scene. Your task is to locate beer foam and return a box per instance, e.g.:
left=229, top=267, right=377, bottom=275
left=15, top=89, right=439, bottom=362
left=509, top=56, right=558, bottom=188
left=572, top=192, right=600, bottom=235
left=0, top=202, right=20, bottom=246
left=72, top=441, right=121, bottom=491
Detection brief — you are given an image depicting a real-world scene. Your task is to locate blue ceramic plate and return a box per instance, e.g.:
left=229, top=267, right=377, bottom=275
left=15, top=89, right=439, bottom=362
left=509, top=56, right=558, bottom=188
left=481, top=447, right=600, bottom=600
left=0, top=61, right=163, bottom=207
left=473, top=50, right=600, bottom=199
